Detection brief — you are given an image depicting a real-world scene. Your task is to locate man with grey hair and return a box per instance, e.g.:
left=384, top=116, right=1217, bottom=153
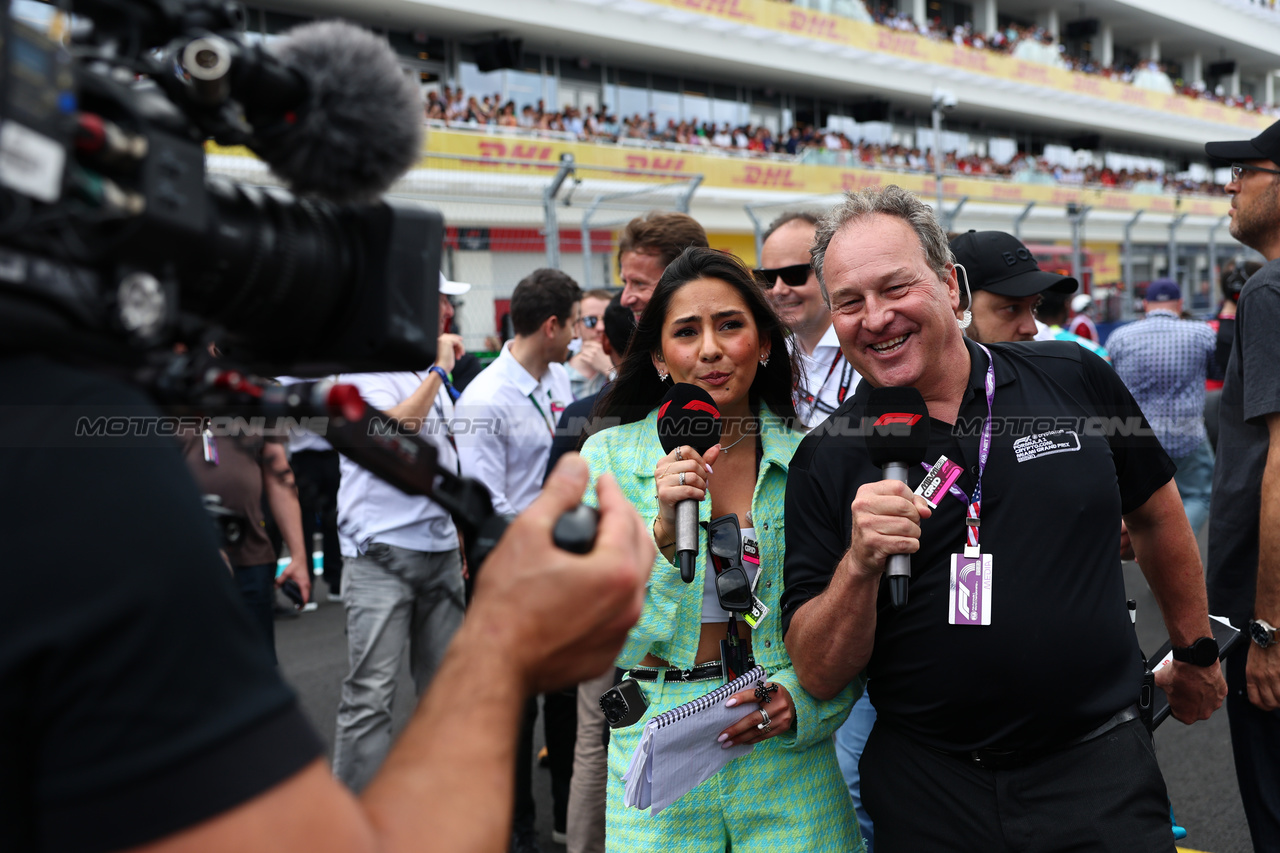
left=782, top=185, right=1225, bottom=852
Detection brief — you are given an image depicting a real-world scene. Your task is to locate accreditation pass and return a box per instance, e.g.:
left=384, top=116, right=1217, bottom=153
left=948, top=552, right=992, bottom=626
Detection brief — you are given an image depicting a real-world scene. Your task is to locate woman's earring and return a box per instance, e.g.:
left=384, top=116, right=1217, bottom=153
left=759, top=354, right=770, bottom=367
left=657, top=368, right=670, bottom=382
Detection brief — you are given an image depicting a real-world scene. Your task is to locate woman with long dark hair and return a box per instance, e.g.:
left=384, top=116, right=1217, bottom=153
left=581, top=247, right=862, bottom=852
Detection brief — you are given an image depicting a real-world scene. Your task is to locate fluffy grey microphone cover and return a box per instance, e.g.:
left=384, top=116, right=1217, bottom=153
left=267, top=20, right=423, bottom=204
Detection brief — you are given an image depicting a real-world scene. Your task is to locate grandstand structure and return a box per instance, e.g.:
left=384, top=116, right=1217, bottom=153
left=235, top=0, right=1280, bottom=343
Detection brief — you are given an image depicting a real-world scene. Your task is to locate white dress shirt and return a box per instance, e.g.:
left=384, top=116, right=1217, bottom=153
left=792, top=325, right=860, bottom=428
left=454, top=342, right=573, bottom=516
left=334, top=372, right=459, bottom=556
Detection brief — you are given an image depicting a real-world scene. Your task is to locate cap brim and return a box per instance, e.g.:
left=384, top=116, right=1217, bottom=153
left=439, top=279, right=472, bottom=295
left=980, top=269, right=1078, bottom=298
left=1205, top=138, right=1264, bottom=164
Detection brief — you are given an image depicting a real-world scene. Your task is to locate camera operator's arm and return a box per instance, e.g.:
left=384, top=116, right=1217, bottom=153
left=384, top=333, right=464, bottom=423
left=261, top=440, right=310, bottom=603
left=129, top=454, right=651, bottom=853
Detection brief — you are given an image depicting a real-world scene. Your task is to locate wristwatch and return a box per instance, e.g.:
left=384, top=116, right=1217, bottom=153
left=1249, top=619, right=1278, bottom=649
left=1171, top=636, right=1220, bottom=667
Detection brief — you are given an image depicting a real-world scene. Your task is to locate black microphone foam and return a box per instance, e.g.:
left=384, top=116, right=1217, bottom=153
left=262, top=20, right=424, bottom=204
left=863, top=386, right=931, bottom=468
left=657, top=383, right=722, bottom=455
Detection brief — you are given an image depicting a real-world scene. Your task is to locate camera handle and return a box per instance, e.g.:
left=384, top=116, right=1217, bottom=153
left=262, top=380, right=598, bottom=575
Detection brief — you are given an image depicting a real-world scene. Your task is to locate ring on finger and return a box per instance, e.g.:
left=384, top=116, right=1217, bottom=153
left=676, top=447, right=683, bottom=461
left=679, top=472, right=686, bottom=486
left=756, top=708, right=772, bottom=731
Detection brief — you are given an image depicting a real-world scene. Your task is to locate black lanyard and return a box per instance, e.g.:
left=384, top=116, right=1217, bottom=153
left=803, top=354, right=855, bottom=415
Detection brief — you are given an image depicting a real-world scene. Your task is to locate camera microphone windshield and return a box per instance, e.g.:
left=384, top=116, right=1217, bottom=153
left=254, top=20, right=425, bottom=205
left=656, top=383, right=721, bottom=583
left=863, top=386, right=931, bottom=609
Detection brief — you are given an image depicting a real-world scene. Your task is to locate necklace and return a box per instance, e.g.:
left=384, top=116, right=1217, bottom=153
left=720, top=420, right=757, bottom=453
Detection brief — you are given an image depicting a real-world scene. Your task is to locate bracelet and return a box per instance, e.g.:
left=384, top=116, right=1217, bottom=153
left=653, top=517, right=675, bottom=549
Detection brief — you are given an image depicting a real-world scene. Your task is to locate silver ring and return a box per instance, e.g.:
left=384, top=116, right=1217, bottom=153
left=679, top=472, right=686, bottom=486
left=676, top=447, right=683, bottom=461
left=756, top=708, right=772, bottom=731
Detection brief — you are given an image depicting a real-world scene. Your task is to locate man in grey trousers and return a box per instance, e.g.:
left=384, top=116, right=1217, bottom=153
left=331, top=274, right=471, bottom=791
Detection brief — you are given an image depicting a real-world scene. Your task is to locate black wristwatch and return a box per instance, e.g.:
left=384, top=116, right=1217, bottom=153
left=1250, top=619, right=1278, bottom=649
left=1171, top=636, right=1220, bottom=667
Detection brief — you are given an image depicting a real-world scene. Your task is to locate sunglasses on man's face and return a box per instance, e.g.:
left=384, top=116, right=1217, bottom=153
left=752, top=263, right=812, bottom=290
left=707, top=514, right=752, bottom=613
left=577, top=315, right=601, bottom=329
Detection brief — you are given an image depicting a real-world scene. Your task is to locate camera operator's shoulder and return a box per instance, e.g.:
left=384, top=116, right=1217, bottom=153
left=0, top=354, right=160, bottom=446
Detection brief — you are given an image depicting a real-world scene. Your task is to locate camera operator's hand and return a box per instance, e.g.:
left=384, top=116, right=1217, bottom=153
left=466, top=452, right=653, bottom=693
left=434, top=333, right=464, bottom=375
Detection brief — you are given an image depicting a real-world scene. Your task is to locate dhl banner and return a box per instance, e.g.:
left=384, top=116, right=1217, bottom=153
left=422, top=129, right=1231, bottom=217
left=641, top=0, right=1270, bottom=133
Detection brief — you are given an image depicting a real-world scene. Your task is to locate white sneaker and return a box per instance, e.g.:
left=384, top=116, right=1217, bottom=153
left=302, top=602, right=319, bottom=612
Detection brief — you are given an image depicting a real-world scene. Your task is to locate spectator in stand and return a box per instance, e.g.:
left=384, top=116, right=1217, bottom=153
left=617, top=211, right=710, bottom=320
left=1107, top=279, right=1218, bottom=533
left=565, top=288, right=616, bottom=400
left=1069, top=292, right=1101, bottom=341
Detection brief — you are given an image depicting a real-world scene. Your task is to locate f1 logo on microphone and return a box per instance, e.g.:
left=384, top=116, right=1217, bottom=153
left=658, top=400, right=720, bottom=419
left=873, top=413, right=922, bottom=426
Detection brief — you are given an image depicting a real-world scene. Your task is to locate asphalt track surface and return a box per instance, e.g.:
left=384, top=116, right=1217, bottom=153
left=276, top=559, right=1255, bottom=853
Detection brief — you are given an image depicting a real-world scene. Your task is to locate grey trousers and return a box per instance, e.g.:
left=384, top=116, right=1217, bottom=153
left=332, top=542, right=465, bottom=792
left=566, top=666, right=615, bottom=853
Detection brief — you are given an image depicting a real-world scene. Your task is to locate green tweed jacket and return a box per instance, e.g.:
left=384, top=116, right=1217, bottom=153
left=580, top=404, right=860, bottom=751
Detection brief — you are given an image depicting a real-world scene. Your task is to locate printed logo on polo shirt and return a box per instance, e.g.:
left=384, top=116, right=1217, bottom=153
left=1013, top=429, right=1081, bottom=463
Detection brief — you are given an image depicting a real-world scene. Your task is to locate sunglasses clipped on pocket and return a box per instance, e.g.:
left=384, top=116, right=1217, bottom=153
left=752, top=263, right=811, bottom=290
left=705, top=513, right=752, bottom=613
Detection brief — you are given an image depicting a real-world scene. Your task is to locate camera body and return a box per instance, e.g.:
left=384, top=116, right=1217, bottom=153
left=0, top=2, right=442, bottom=376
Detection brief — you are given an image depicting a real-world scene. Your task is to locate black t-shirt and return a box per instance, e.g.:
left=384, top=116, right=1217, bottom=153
left=1208, top=260, right=1280, bottom=625
left=781, top=339, right=1174, bottom=753
left=0, top=356, right=322, bottom=853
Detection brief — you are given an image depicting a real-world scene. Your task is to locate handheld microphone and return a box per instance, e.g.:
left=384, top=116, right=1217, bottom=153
left=863, top=386, right=931, bottom=609
left=656, top=383, right=722, bottom=583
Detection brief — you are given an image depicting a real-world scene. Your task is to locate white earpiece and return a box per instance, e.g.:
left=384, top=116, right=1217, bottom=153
left=955, top=263, right=973, bottom=331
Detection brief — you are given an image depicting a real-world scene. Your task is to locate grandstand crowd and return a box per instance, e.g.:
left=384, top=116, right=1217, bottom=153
left=424, top=87, right=1221, bottom=196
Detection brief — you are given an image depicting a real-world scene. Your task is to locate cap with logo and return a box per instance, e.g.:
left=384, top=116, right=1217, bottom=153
left=950, top=230, right=1078, bottom=298
left=1144, top=279, right=1181, bottom=302
left=1205, top=119, right=1280, bottom=165
left=439, top=271, right=472, bottom=296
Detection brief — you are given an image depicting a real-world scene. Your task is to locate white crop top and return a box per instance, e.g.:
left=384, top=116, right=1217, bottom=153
left=701, top=526, right=760, bottom=622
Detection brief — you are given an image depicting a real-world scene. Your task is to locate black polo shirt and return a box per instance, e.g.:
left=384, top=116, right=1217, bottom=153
left=781, top=338, right=1174, bottom=753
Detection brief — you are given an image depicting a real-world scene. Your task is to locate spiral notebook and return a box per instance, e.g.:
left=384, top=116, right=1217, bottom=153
left=622, top=665, right=765, bottom=815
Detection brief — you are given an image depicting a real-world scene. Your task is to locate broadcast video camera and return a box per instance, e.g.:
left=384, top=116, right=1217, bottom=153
left=0, top=0, right=598, bottom=567
left=0, top=0, right=440, bottom=375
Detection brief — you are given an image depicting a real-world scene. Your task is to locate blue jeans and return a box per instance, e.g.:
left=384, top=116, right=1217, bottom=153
left=332, top=542, right=465, bottom=791
left=1171, top=439, right=1214, bottom=534
left=835, top=692, right=876, bottom=851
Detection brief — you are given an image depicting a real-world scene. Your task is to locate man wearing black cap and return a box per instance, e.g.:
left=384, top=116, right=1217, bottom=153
left=949, top=230, right=1079, bottom=344
left=1205, top=121, right=1280, bottom=853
